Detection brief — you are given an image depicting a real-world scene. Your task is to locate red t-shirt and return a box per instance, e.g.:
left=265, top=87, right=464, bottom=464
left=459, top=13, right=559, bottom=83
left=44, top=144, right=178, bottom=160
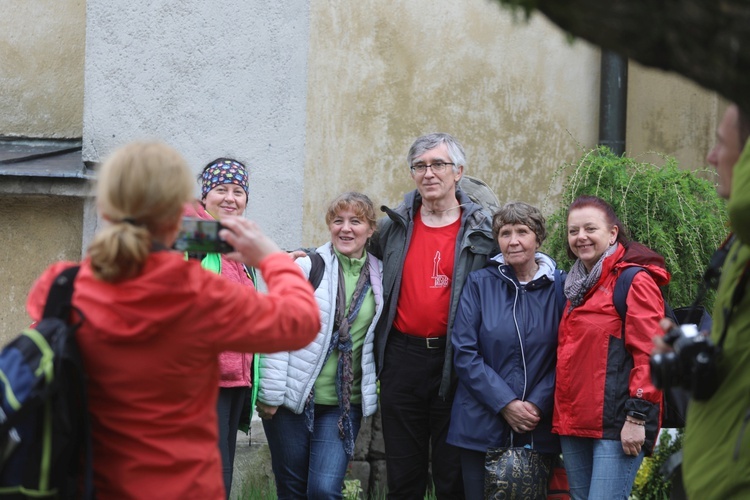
left=394, top=211, right=460, bottom=337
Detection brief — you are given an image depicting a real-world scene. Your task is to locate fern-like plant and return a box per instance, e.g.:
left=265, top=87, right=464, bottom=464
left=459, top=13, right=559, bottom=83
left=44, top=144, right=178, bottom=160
left=544, top=146, right=728, bottom=309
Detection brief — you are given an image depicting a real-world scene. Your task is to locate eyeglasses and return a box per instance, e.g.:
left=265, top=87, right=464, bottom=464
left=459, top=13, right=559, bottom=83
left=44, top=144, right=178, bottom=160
left=409, top=162, right=455, bottom=175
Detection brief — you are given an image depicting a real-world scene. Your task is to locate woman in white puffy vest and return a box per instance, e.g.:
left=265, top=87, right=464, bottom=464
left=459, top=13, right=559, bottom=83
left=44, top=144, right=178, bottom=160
left=256, top=192, right=384, bottom=499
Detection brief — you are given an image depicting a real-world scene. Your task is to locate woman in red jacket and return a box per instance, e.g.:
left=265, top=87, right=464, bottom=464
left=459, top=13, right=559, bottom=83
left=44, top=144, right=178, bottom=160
left=26, top=142, right=319, bottom=499
left=553, top=195, right=667, bottom=500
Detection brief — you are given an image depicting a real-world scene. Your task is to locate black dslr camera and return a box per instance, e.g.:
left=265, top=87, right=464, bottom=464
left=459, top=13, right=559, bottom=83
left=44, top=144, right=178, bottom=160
left=650, top=323, right=719, bottom=401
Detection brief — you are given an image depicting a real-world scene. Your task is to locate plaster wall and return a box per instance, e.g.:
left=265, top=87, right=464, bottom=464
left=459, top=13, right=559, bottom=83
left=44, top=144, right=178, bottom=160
left=302, top=3, right=595, bottom=244
left=82, top=0, right=312, bottom=249
left=0, top=196, right=83, bottom=344
left=0, top=0, right=85, bottom=138
left=627, top=63, right=721, bottom=174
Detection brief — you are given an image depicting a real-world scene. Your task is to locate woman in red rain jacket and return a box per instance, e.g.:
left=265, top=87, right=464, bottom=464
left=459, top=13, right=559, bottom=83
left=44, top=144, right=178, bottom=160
left=553, top=195, right=667, bottom=500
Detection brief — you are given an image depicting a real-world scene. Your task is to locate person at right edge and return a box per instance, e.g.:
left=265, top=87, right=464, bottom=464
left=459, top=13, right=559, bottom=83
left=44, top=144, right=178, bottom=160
left=369, top=132, right=495, bottom=499
left=553, top=195, right=668, bottom=500
left=670, top=103, right=750, bottom=498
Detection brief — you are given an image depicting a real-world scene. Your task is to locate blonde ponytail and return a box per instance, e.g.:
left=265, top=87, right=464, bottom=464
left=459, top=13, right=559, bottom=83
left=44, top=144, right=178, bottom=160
left=89, top=142, right=194, bottom=282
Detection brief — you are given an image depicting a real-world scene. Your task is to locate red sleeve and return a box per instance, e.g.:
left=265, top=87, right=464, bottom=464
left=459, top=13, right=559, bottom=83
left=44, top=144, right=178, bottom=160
left=624, top=271, right=664, bottom=405
left=196, top=252, right=320, bottom=354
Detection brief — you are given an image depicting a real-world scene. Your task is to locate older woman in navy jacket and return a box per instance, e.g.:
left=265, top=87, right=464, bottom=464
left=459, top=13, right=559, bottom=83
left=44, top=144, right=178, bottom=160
left=447, top=202, right=566, bottom=500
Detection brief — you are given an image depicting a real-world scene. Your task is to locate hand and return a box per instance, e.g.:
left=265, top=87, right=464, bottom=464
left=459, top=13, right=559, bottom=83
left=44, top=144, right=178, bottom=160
left=500, top=400, right=541, bottom=433
left=256, top=402, right=278, bottom=420
left=289, top=249, right=307, bottom=260
left=219, top=216, right=282, bottom=267
left=652, top=318, right=677, bottom=355
left=621, top=420, right=646, bottom=456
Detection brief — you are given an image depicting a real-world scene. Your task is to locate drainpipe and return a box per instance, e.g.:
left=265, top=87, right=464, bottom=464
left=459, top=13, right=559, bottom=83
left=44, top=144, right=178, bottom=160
left=598, top=50, right=628, bottom=156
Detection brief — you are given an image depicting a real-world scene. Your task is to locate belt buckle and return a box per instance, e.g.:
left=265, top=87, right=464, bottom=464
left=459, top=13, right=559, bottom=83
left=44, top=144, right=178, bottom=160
left=425, top=337, right=441, bottom=349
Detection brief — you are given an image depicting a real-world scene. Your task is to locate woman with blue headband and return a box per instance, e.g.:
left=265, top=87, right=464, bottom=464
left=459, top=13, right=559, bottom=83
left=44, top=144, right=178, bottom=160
left=186, top=157, right=255, bottom=498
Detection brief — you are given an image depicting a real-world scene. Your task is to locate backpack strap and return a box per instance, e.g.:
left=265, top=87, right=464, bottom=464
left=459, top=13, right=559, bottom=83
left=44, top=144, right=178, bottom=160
left=41, top=266, right=95, bottom=499
left=614, top=266, right=678, bottom=332
left=613, top=266, right=645, bottom=325
left=41, top=265, right=80, bottom=320
left=307, top=251, right=325, bottom=291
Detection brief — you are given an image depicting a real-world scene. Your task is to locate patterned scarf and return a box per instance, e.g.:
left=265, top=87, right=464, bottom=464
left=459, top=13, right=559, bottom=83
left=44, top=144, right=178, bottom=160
left=304, top=255, right=371, bottom=459
left=564, top=243, right=619, bottom=309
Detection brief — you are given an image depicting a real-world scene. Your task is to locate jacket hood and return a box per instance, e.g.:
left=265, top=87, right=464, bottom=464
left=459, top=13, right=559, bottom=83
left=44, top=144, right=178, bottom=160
left=490, top=252, right=558, bottom=282
left=615, top=241, right=671, bottom=286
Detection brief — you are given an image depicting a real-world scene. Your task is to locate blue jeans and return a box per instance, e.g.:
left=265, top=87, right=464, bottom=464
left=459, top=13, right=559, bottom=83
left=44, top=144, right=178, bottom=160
left=560, top=436, right=644, bottom=500
left=262, top=404, right=363, bottom=500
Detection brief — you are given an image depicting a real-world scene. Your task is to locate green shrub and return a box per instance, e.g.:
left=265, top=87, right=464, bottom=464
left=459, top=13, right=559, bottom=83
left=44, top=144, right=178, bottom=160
left=631, top=430, right=684, bottom=499
left=544, top=146, right=728, bottom=309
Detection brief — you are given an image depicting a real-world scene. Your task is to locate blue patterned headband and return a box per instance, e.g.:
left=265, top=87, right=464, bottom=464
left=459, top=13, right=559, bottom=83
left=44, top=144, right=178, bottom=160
left=200, top=159, right=249, bottom=199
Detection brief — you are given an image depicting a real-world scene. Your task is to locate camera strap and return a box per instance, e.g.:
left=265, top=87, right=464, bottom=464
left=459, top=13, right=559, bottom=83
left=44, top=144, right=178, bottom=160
left=717, top=238, right=750, bottom=349
left=692, top=234, right=735, bottom=307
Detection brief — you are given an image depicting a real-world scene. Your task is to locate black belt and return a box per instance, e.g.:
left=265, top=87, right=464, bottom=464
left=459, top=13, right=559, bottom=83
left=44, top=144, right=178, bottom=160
left=391, top=329, right=446, bottom=350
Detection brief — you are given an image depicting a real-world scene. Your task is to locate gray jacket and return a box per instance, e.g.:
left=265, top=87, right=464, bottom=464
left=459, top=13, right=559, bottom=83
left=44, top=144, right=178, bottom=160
left=257, top=242, right=384, bottom=417
left=370, top=188, right=496, bottom=398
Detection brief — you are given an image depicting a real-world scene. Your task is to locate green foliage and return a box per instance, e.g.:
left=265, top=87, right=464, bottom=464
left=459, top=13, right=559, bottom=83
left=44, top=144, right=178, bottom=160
left=343, top=478, right=363, bottom=499
left=632, top=430, right=684, bottom=500
left=493, top=0, right=539, bottom=19
left=544, top=146, right=728, bottom=309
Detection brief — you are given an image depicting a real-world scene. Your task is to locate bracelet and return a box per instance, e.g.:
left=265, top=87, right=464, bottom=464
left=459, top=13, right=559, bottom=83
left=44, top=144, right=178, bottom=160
left=625, top=417, right=646, bottom=426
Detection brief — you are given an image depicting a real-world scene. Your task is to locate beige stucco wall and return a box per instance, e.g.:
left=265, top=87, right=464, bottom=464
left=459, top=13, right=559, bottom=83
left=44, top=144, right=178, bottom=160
left=0, top=0, right=85, bottom=137
left=0, top=196, right=83, bottom=344
left=627, top=62, right=721, bottom=175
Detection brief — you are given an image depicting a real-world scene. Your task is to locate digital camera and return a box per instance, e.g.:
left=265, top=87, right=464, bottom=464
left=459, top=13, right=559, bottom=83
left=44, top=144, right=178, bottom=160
left=173, top=217, right=234, bottom=254
left=649, top=323, right=719, bottom=401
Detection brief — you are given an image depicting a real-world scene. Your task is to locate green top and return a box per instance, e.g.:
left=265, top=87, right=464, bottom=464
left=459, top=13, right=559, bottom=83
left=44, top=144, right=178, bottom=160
left=314, top=249, right=375, bottom=405
left=683, top=142, right=750, bottom=498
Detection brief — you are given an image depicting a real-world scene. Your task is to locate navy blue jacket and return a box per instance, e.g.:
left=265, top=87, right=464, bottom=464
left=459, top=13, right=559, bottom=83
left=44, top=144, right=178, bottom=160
left=446, top=252, right=565, bottom=453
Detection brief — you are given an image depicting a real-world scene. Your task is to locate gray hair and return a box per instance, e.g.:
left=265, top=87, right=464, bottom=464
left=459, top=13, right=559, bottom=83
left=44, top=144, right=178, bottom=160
left=406, top=133, right=466, bottom=174
left=492, top=202, right=547, bottom=245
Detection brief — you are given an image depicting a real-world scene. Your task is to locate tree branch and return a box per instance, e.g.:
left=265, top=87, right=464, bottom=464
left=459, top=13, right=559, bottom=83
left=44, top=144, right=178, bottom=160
left=495, top=0, right=750, bottom=112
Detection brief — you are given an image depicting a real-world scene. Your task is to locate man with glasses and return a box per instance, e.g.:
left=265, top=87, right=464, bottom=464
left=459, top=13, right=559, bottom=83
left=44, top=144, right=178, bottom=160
left=370, top=133, right=495, bottom=499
